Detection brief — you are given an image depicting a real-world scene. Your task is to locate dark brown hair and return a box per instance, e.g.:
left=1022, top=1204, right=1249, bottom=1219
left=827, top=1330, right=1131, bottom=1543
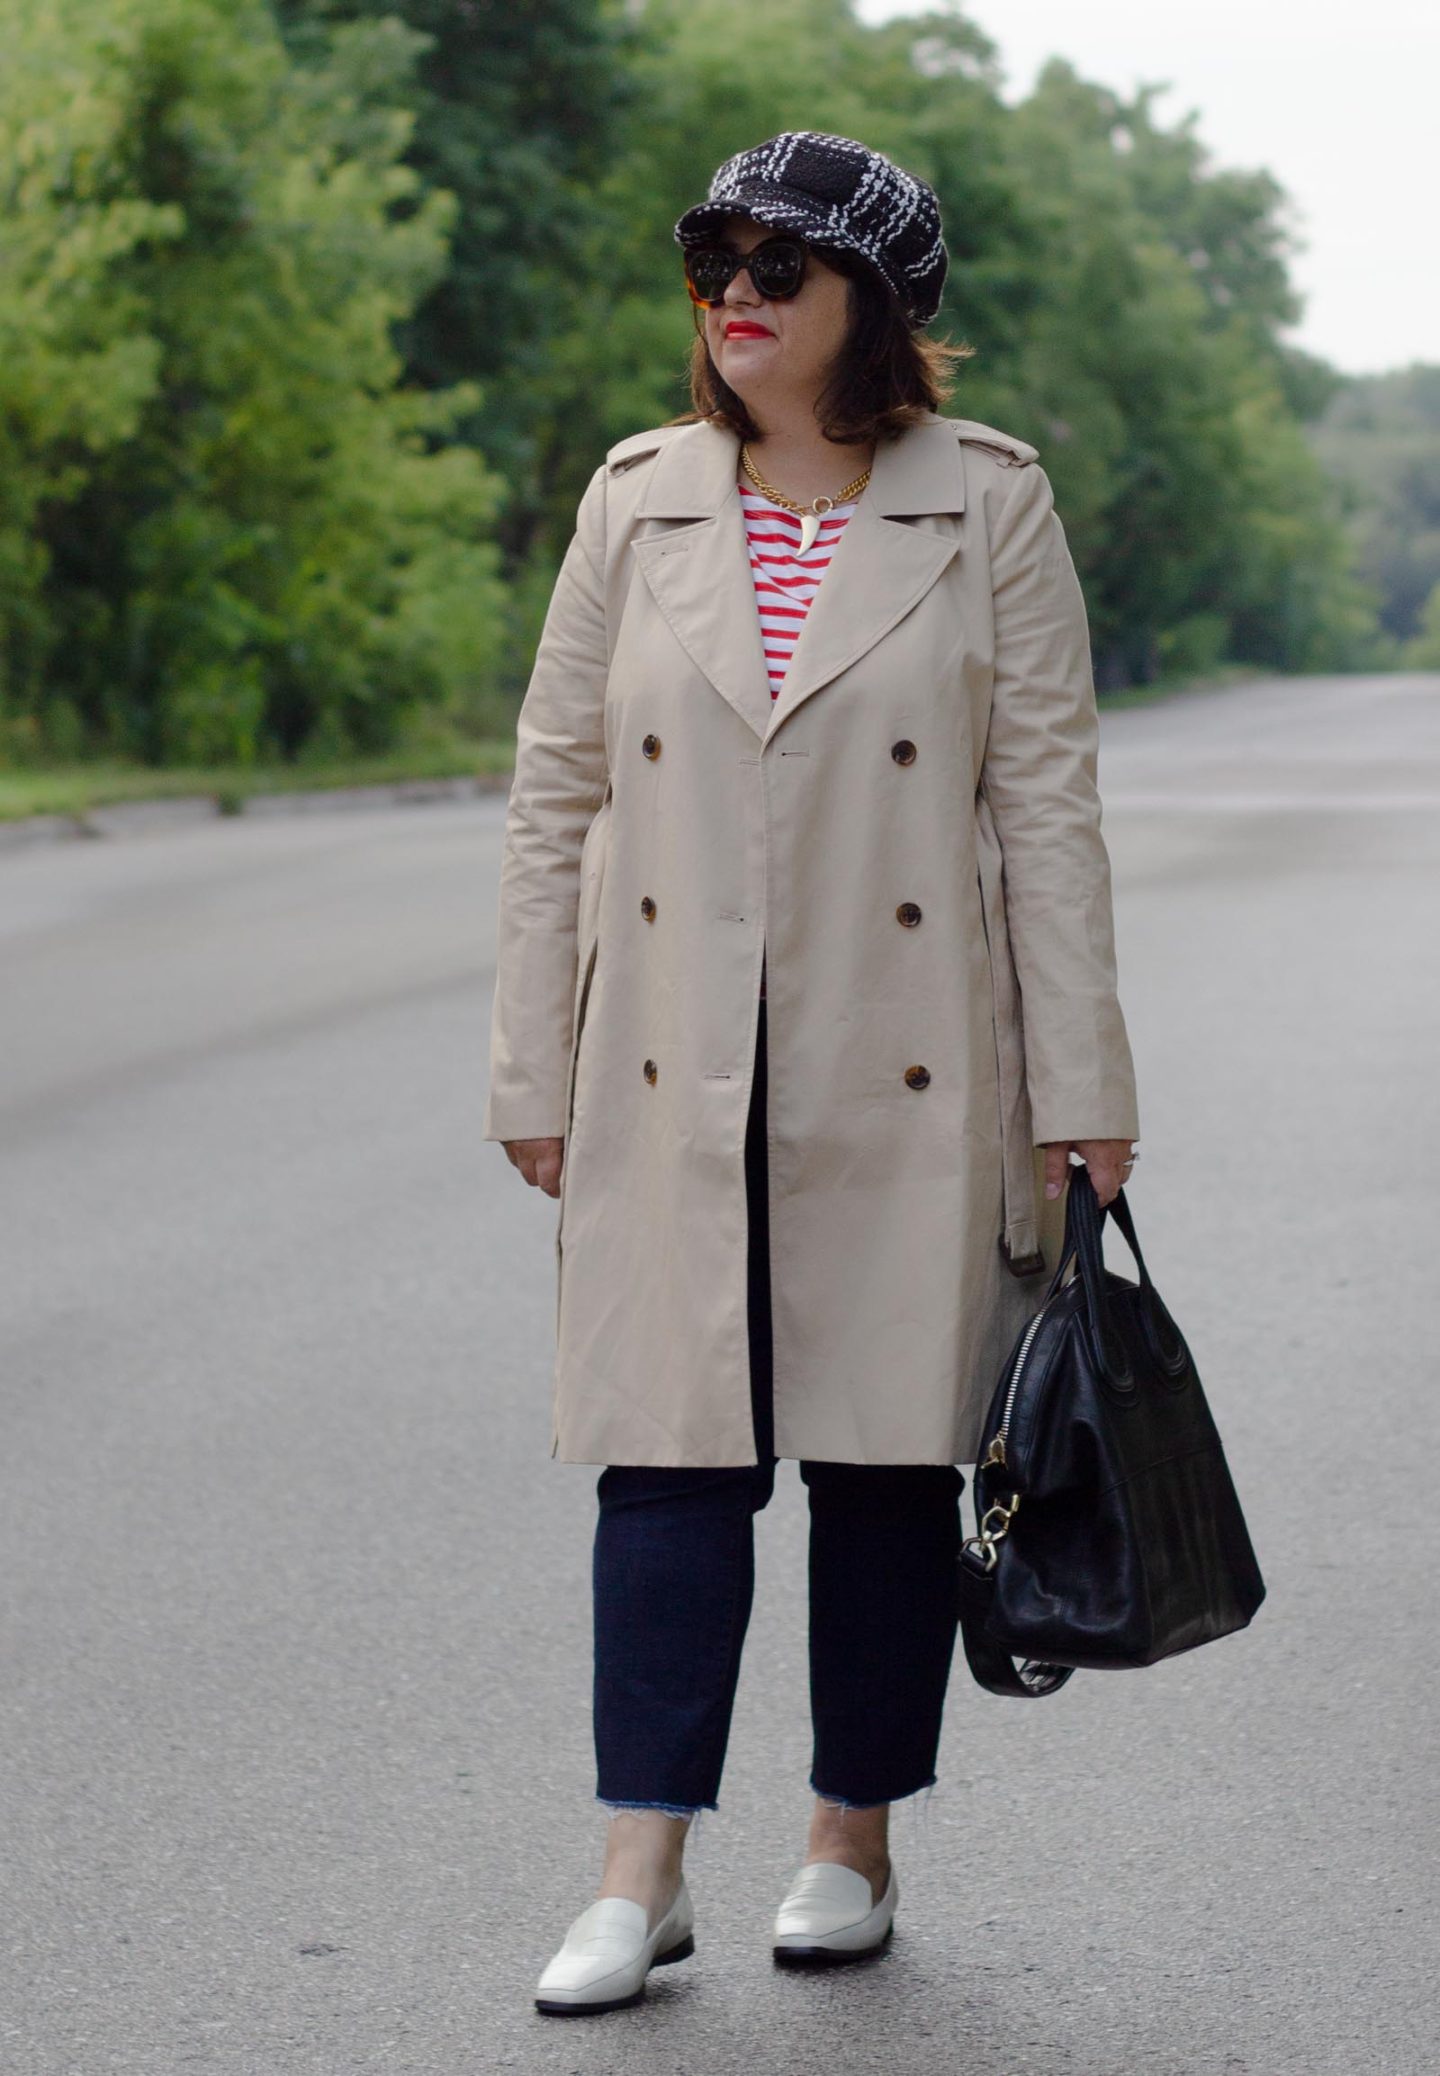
left=667, top=239, right=975, bottom=445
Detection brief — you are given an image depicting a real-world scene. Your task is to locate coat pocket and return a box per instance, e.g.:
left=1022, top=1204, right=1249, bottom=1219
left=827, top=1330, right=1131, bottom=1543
left=974, top=786, right=1045, bottom=1274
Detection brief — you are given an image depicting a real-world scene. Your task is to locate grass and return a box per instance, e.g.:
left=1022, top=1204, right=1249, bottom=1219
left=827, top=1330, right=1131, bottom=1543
left=1096, top=662, right=1274, bottom=711
left=0, top=738, right=516, bottom=824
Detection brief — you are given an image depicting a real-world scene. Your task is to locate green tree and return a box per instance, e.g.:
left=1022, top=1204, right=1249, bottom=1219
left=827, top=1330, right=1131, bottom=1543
left=1404, top=579, right=1440, bottom=669
left=996, top=58, right=1372, bottom=681
left=1310, top=363, right=1440, bottom=644
left=0, top=0, right=507, bottom=765
left=275, top=0, right=637, bottom=550
left=0, top=0, right=1389, bottom=766
left=0, top=14, right=175, bottom=734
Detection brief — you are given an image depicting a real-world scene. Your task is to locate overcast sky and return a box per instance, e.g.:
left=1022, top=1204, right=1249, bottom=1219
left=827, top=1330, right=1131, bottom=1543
left=857, top=0, right=1436, bottom=376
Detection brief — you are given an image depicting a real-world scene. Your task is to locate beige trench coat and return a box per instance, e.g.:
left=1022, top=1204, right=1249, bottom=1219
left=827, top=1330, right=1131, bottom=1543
left=483, top=409, right=1139, bottom=1467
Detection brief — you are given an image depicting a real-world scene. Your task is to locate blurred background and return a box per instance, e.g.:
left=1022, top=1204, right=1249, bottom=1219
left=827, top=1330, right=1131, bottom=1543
left=1, top=0, right=1435, bottom=820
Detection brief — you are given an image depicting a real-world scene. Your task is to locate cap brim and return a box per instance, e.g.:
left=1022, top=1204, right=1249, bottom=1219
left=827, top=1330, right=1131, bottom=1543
left=674, top=184, right=829, bottom=246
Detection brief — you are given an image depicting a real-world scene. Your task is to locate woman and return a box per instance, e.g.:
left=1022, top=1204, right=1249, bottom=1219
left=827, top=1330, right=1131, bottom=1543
left=483, top=131, right=1140, bottom=2016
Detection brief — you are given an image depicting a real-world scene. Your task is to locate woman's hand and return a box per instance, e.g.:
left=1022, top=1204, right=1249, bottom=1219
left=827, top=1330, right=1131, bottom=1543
left=1041, top=1139, right=1136, bottom=1210
left=503, top=1136, right=565, bottom=1199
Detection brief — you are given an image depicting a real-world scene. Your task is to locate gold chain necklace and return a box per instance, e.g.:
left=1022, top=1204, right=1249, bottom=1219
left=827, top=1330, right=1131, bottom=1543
left=740, top=445, right=871, bottom=555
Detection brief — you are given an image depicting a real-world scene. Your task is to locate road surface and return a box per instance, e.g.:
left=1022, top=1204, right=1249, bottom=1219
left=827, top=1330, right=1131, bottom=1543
left=2, top=672, right=1436, bottom=2073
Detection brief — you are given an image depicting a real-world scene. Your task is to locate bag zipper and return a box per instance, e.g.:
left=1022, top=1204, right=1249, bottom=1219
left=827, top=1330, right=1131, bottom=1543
left=985, top=1303, right=1048, bottom=1470
left=968, top=1266, right=1079, bottom=1567
left=967, top=1304, right=1047, bottom=1569
left=987, top=1235, right=1089, bottom=1470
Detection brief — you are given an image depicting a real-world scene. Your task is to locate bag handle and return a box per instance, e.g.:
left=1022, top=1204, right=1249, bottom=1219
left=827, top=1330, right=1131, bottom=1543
left=1065, top=1166, right=1156, bottom=1375
left=1033, top=1166, right=1149, bottom=1300
left=1068, top=1168, right=1152, bottom=1282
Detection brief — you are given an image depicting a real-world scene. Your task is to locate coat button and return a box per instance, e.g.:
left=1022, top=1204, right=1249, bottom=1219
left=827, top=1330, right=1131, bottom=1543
left=642, top=734, right=662, bottom=760
left=904, top=1064, right=931, bottom=1090
left=896, top=901, right=922, bottom=927
left=640, top=896, right=657, bottom=921
left=891, top=738, right=916, bottom=765
left=643, top=1058, right=658, bottom=1084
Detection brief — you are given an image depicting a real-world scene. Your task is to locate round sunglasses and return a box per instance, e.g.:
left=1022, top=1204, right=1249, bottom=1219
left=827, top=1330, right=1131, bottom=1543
left=683, top=234, right=810, bottom=310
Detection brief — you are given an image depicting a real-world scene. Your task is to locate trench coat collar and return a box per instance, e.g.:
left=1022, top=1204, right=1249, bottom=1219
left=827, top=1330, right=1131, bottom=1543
left=630, top=412, right=964, bottom=743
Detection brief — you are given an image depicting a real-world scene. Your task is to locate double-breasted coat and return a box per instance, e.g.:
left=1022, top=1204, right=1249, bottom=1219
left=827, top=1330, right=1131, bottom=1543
left=482, top=409, right=1140, bottom=1467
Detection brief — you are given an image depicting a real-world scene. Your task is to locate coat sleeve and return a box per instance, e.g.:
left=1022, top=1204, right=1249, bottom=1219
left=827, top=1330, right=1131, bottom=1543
left=977, top=461, right=1140, bottom=1147
left=482, top=463, right=610, bottom=1143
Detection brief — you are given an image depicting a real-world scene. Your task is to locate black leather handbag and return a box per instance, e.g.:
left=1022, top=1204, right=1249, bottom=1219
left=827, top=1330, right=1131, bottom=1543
left=958, top=1166, right=1266, bottom=1697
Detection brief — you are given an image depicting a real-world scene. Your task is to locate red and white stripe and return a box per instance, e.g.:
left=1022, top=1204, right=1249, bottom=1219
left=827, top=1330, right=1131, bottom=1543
left=739, top=476, right=858, bottom=699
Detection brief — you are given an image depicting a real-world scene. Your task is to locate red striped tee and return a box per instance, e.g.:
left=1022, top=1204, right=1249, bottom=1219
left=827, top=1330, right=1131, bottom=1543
left=742, top=473, right=859, bottom=1000
left=739, top=474, right=859, bottom=701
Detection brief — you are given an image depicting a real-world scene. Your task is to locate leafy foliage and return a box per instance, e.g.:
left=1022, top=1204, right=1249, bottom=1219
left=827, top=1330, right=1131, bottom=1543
left=0, top=0, right=1415, bottom=772
left=1308, top=364, right=1440, bottom=654
left=274, top=0, right=638, bottom=532
left=0, top=0, right=505, bottom=764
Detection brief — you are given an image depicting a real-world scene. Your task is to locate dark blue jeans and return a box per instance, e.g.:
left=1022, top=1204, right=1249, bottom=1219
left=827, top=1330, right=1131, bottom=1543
left=592, top=994, right=965, bottom=1814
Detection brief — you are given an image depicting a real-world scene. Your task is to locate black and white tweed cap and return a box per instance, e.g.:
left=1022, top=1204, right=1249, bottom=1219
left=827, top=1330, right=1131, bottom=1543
left=674, top=131, right=948, bottom=329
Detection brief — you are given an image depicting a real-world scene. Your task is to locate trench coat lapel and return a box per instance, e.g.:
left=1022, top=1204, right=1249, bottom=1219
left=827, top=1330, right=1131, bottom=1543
left=630, top=430, right=771, bottom=741
left=631, top=414, right=967, bottom=745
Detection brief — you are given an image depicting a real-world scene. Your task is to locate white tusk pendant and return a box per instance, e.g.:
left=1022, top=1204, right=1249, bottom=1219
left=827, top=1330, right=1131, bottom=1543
left=798, top=497, right=832, bottom=557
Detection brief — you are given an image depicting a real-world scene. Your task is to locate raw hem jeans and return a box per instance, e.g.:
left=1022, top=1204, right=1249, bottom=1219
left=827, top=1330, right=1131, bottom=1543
left=592, top=993, right=965, bottom=1815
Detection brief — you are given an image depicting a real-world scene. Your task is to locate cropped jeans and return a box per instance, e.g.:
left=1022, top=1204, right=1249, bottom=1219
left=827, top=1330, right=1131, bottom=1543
left=592, top=993, right=965, bottom=1815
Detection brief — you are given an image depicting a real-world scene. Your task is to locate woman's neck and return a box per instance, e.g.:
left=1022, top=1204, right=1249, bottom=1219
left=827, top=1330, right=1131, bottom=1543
left=741, top=419, right=876, bottom=505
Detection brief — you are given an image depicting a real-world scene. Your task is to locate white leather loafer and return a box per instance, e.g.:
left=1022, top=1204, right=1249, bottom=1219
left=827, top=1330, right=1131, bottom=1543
left=772, top=1860, right=898, bottom=1966
left=534, top=1880, right=695, bottom=2015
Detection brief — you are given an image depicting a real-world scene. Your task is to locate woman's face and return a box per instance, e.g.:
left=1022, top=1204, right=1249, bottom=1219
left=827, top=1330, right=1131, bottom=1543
left=700, top=216, right=853, bottom=421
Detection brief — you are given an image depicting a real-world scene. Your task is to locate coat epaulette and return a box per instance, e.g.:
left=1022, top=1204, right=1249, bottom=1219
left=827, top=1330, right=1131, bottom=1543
left=949, top=418, right=1039, bottom=468
left=605, top=424, right=686, bottom=474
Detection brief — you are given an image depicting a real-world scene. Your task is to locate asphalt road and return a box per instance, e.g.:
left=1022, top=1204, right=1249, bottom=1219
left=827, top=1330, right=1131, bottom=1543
left=3, top=673, right=1437, bottom=2074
